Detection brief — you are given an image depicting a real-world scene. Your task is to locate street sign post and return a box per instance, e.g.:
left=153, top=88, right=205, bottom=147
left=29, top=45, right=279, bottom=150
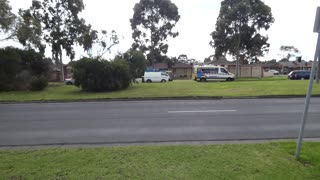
left=295, top=7, right=320, bottom=160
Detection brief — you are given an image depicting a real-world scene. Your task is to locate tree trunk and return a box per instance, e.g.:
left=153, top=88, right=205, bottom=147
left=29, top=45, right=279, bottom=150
left=59, top=49, right=64, bottom=82
left=235, top=31, right=241, bottom=78
left=236, top=51, right=240, bottom=78
left=317, top=55, right=320, bottom=84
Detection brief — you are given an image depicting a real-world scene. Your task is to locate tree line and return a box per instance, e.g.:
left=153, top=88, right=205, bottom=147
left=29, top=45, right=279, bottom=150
left=0, top=0, right=274, bottom=91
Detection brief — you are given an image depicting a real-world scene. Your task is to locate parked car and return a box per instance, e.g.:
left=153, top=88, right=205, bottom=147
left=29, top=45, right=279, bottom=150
left=65, top=78, right=75, bottom=85
left=166, top=71, right=174, bottom=81
left=193, top=65, right=235, bottom=82
left=268, top=69, right=279, bottom=75
left=288, top=70, right=311, bottom=80
left=144, top=72, right=170, bottom=83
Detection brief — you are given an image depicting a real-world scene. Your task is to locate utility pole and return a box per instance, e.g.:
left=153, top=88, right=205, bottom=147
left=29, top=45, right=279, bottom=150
left=317, top=56, right=320, bottom=83
left=295, top=7, right=320, bottom=160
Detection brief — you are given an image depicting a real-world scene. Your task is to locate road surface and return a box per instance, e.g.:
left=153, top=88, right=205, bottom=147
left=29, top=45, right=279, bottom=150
left=1, top=98, right=320, bottom=146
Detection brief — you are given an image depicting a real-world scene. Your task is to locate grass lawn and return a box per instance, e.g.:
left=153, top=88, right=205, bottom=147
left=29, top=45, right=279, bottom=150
left=0, top=142, right=320, bottom=179
left=0, top=77, right=319, bottom=102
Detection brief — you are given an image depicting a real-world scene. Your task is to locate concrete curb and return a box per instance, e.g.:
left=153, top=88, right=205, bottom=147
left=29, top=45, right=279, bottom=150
left=1, top=138, right=320, bottom=150
left=1, top=95, right=320, bottom=104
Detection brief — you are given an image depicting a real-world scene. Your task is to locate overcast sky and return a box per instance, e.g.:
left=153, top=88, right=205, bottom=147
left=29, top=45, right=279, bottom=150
left=5, top=0, right=320, bottom=63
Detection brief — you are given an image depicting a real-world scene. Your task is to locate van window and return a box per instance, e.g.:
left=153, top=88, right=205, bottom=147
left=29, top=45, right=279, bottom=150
left=203, top=68, right=218, bottom=74
left=161, top=72, right=168, bottom=76
left=212, top=68, right=219, bottom=74
left=220, top=68, right=228, bottom=74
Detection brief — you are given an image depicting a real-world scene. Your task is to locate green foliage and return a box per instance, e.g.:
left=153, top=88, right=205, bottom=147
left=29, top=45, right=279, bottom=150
left=73, top=58, right=131, bottom=92
left=21, top=0, right=89, bottom=81
left=32, top=0, right=87, bottom=60
left=0, top=0, right=16, bottom=33
left=119, top=50, right=147, bottom=79
left=15, top=70, right=32, bottom=91
left=0, top=47, right=22, bottom=91
left=112, top=58, right=131, bottom=89
left=280, top=45, right=300, bottom=60
left=210, top=0, right=274, bottom=61
left=30, top=75, right=48, bottom=91
left=16, top=9, right=44, bottom=53
left=19, top=48, right=51, bottom=77
left=0, top=47, right=51, bottom=91
left=78, top=29, right=119, bottom=59
left=130, top=0, right=180, bottom=65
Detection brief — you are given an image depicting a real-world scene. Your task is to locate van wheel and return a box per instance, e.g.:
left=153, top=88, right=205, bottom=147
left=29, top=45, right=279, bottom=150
left=146, top=79, right=152, bottom=83
left=161, top=79, right=166, bottom=83
left=226, top=78, right=232, bottom=81
left=200, top=78, right=206, bottom=82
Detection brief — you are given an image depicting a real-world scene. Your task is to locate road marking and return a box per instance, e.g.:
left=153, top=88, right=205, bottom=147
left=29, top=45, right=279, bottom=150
left=168, top=110, right=237, bottom=113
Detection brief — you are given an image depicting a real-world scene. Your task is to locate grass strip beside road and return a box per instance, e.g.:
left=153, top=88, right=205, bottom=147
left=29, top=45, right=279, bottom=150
left=0, top=78, right=320, bottom=102
left=0, top=142, right=320, bottom=179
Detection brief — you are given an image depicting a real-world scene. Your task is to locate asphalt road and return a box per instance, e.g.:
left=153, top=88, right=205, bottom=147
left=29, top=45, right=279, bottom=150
left=1, top=98, right=320, bottom=147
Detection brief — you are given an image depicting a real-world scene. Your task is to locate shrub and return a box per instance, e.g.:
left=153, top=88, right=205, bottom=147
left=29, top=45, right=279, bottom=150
left=73, top=57, right=131, bottom=92
left=30, top=75, right=48, bottom=91
left=112, top=58, right=131, bottom=89
left=0, top=48, right=22, bottom=91
left=15, top=70, right=32, bottom=90
left=118, top=50, right=146, bottom=80
left=19, top=49, right=51, bottom=78
left=0, top=47, right=51, bottom=91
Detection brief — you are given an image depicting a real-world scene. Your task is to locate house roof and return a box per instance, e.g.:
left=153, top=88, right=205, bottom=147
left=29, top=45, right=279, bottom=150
left=172, top=63, right=192, bottom=68
left=152, top=63, right=168, bottom=69
left=279, top=60, right=313, bottom=68
left=210, top=60, right=236, bottom=66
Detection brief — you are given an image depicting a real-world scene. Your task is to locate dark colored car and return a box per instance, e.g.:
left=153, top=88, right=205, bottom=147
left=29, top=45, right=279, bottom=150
left=288, top=70, right=311, bottom=80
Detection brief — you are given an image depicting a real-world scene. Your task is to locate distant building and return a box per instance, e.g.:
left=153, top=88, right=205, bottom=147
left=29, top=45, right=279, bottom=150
left=151, top=63, right=168, bottom=71
left=50, top=65, right=72, bottom=82
left=170, top=63, right=193, bottom=79
left=149, top=62, right=193, bottom=79
left=278, top=60, right=313, bottom=74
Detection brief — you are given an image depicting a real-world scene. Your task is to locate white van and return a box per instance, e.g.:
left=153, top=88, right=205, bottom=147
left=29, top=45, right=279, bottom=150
left=144, top=72, right=170, bottom=83
left=194, top=65, right=235, bottom=82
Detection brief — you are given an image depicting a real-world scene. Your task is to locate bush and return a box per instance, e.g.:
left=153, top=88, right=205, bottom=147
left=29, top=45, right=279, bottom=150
left=73, top=57, right=131, bottom=92
left=0, top=48, right=22, bottom=91
left=0, top=47, right=51, bottom=91
left=112, top=58, right=131, bottom=89
left=19, top=49, right=51, bottom=78
left=15, top=70, right=32, bottom=90
left=118, top=50, right=146, bottom=80
left=30, top=75, right=48, bottom=91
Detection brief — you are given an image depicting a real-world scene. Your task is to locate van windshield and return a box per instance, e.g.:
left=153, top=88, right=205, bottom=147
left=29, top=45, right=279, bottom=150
left=161, top=72, right=168, bottom=76
left=221, top=68, right=229, bottom=74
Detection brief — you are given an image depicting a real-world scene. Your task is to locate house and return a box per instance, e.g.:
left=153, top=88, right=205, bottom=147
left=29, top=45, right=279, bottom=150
left=210, top=57, right=236, bottom=69
left=170, top=63, right=193, bottom=79
left=278, top=60, right=313, bottom=74
left=149, top=62, right=193, bottom=79
left=50, top=65, right=72, bottom=82
left=151, top=63, right=168, bottom=71
left=210, top=57, right=264, bottom=78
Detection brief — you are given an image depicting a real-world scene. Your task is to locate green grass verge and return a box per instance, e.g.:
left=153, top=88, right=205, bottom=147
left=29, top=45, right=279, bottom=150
left=0, top=142, right=320, bottom=179
left=0, top=77, right=319, bottom=102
